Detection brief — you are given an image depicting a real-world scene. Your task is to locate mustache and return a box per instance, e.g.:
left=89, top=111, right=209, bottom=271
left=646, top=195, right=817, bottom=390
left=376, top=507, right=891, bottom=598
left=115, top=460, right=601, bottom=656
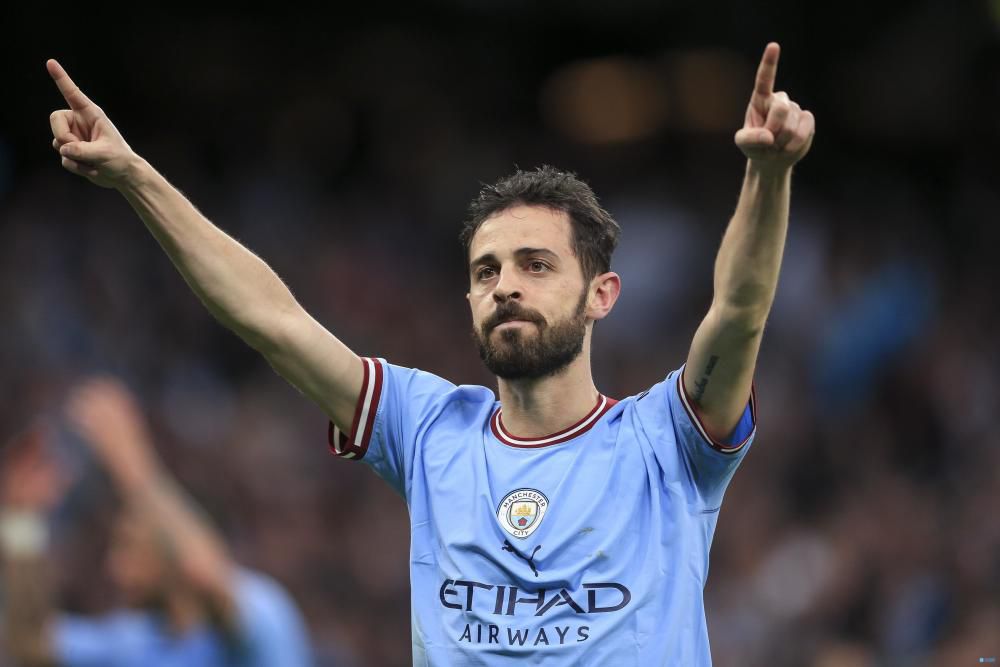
left=483, top=302, right=546, bottom=333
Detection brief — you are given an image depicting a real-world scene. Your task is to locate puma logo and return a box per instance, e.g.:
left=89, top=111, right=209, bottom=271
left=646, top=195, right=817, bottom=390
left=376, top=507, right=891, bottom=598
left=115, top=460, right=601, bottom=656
left=502, top=539, right=542, bottom=577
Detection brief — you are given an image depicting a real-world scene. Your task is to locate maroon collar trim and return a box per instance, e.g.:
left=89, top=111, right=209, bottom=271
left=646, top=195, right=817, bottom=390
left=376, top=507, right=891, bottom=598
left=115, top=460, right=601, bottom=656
left=491, top=395, right=617, bottom=448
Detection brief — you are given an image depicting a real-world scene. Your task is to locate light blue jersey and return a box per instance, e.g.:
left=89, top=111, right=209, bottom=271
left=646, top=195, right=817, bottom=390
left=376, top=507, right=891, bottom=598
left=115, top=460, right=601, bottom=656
left=53, top=569, right=313, bottom=667
left=330, top=358, right=756, bottom=666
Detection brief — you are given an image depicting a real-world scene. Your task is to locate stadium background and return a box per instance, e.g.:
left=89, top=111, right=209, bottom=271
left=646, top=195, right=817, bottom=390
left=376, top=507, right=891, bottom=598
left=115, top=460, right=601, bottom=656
left=1, top=2, right=998, bottom=664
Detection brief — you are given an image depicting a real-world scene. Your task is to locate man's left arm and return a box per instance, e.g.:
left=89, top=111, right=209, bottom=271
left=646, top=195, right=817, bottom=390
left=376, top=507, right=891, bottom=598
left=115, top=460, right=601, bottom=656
left=684, top=42, right=815, bottom=441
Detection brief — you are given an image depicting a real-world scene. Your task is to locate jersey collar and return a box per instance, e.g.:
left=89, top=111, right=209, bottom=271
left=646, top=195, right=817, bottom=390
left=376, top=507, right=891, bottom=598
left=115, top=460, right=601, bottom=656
left=491, top=394, right=617, bottom=448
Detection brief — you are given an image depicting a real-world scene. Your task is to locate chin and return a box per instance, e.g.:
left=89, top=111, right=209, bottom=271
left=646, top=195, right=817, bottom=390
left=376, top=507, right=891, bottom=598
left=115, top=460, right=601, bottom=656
left=495, top=327, right=537, bottom=344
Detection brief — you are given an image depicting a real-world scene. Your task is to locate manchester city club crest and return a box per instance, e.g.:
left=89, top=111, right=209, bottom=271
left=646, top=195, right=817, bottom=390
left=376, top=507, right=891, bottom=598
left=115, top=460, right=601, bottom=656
left=496, top=488, right=549, bottom=539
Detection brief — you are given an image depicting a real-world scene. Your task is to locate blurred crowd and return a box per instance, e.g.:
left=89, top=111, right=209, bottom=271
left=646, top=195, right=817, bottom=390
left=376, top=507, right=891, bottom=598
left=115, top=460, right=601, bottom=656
left=1, top=1, right=998, bottom=665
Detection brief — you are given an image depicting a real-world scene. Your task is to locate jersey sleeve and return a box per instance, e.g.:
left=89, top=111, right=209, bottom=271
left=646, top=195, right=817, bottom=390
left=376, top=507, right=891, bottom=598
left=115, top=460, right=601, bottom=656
left=327, top=357, right=456, bottom=497
left=633, top=363, right=757, bottom=509
left=230, top=570, right=313, bottom=667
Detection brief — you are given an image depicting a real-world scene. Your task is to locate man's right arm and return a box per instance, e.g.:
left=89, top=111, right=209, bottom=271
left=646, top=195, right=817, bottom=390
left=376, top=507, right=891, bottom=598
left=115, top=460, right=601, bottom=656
left=117, top=158, right=363, bottom=427
left=45, top=59, right=362, bottom=429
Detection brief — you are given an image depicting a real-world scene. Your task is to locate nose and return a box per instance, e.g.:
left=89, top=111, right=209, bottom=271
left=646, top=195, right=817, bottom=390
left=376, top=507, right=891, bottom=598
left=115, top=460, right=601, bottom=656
left=492, top=269, right=523, bottom=304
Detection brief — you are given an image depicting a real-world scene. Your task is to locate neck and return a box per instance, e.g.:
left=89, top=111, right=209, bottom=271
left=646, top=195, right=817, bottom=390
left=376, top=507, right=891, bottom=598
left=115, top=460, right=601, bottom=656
left=496, top=337, right=600, bottom=438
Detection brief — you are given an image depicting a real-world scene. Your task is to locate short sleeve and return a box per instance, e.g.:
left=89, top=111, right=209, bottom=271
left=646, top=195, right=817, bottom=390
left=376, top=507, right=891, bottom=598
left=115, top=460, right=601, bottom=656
left=633, top=364, right=757, bottom=509
left=327, top=357, right=456, bottom=497
left=231, top=571, right=313, bottom=667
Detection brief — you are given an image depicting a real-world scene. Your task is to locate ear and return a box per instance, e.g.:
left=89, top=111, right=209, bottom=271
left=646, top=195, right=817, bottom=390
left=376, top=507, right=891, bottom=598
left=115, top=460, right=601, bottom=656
left=586, top=272, right=621, bottom=320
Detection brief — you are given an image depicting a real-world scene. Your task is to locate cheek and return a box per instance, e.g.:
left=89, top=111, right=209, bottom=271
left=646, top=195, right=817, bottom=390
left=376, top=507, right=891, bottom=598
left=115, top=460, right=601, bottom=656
left=469, top=292, right=490, bottom=320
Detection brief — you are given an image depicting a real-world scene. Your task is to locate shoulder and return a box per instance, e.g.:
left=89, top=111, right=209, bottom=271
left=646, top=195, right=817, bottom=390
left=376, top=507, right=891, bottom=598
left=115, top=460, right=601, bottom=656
left=597, top=371, right=683, bottom=445
left=377, top=358, right=496, bottom=414
left=232, top=568, right=300, bottom=616
left=230, top=569, right=313, bottom=664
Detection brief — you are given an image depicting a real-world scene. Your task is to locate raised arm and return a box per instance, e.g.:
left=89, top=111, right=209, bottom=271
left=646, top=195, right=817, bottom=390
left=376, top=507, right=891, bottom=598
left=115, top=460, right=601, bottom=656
left=65, top=378, right=241, bottom=629
left=45, top=59, right=362, bottom=431
left=683, top=43, right=814, bottom=440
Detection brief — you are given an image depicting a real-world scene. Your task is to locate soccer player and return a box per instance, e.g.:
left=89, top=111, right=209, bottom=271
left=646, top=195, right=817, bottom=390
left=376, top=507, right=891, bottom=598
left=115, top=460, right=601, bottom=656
left=0, top=379, right=313, bottom=666
left=45, top=41, right=813, bottom=664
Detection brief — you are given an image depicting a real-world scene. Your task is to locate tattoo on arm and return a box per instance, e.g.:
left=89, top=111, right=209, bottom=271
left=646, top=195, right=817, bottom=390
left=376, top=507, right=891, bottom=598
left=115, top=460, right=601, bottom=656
left=693, top=355, right=720, bottom=402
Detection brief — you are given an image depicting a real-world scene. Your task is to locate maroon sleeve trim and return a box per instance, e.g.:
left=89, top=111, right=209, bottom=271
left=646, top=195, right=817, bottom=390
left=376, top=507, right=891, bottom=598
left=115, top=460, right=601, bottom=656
left=328, top=357, right=384, bottom=460
left=676, top=364, right=757, bottom=455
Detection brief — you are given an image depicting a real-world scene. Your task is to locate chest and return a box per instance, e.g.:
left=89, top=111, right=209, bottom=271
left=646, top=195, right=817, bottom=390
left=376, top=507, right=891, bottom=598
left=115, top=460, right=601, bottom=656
left=409, top=422, right=688, bottom=586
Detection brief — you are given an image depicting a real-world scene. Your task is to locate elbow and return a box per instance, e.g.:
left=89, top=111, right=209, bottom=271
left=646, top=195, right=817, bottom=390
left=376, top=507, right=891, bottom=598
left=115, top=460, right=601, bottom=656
left=218, top=299, right=302, bottom=357
left=709, top=300, right=770, bottom=338
left=715, top=279, right=774, bottom=310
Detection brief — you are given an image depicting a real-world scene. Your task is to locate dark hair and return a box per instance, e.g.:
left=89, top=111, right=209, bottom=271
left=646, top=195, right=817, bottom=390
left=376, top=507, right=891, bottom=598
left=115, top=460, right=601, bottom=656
left=460, top=166, right=621, bottom=281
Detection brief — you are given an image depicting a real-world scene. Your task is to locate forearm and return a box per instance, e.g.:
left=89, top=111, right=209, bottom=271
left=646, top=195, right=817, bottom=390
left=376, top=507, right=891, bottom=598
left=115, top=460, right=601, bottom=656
left=116, top=157, right=301, bottom=353
left=683, top=162, right=790, bottom=431
left=119, top=468, right=235, bottom=615
left=711, top=162, right=791, bottom=325
left=118, top=467, right=229, bottom=573
left=0, top=515, right=56, bottom=666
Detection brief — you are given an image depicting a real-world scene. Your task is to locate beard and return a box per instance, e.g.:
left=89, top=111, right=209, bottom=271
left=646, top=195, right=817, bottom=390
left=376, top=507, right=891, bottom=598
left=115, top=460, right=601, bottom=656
left=474, top=290, right=588, bottom=380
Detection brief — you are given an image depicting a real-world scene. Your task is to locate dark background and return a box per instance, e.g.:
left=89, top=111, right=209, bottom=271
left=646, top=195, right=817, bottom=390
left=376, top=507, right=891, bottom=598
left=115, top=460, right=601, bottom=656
left=1, top=2, right=998, bottom=664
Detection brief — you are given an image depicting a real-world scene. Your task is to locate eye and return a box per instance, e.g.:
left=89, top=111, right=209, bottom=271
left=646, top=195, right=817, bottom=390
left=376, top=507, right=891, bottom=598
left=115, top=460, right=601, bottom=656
left=476, top=266, right=497, bottom=281
left=527, top=260, right=549, bottom=273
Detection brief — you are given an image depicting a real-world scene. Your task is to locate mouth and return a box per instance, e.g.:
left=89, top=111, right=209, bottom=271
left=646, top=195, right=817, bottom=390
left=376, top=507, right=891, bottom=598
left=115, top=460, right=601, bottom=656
left=493, top=319, right=535, bottom=332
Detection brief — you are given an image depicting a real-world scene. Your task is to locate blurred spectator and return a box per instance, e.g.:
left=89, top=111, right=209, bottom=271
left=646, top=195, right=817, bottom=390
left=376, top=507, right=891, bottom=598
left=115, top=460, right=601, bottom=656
left=0, top=380, right=313, bottom=666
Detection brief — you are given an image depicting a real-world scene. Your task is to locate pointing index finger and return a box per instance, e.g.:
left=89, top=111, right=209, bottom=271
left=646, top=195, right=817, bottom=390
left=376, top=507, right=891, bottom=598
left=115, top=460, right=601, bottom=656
left=46, top=59, right=94, bottom=112
left=751, top=42, right=780, bottom=113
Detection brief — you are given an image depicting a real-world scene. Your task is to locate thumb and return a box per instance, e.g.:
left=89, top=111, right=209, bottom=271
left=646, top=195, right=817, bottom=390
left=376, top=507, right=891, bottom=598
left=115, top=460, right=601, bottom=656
left=59, top=141, right=101, bottom=162
left=735, top=127, right=774, bottom=149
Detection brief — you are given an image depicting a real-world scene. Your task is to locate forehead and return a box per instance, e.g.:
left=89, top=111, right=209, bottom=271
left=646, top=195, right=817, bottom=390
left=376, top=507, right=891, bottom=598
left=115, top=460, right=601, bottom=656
left=469, top=205, right=574, bottom=260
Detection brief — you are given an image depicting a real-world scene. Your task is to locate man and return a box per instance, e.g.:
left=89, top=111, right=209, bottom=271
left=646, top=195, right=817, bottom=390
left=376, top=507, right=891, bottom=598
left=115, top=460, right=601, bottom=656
left=0, top=379, right=313, bottom=666
left=45, top=41, right=813, bottom=664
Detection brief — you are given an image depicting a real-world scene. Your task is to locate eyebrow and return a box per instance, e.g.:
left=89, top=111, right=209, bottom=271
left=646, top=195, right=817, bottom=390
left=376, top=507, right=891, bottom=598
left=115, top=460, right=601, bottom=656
left=469, top=247, right=560, bottom=270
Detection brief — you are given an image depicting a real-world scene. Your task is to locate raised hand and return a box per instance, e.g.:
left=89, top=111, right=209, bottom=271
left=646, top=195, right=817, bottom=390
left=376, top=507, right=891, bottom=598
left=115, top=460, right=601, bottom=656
left=734, top=43, right=815, bottom=170
left=47, top=60, right=138, bottom=189
left=65, top=378, right=160, bottom=492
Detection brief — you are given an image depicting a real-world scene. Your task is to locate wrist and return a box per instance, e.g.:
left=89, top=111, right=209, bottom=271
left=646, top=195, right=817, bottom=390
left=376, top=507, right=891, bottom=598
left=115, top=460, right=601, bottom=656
left=745, top=161, right=793, bottom=193
left=746, top=159, right=793, bottom=182
left=0, top=510, right=49, bottom=558
left=116, top=153, right=151, bottom=193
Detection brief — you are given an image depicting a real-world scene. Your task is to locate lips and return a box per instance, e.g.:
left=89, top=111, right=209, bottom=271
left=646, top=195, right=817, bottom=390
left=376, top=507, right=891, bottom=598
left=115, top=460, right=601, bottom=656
left=485, top=305, right=545, bottom=333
